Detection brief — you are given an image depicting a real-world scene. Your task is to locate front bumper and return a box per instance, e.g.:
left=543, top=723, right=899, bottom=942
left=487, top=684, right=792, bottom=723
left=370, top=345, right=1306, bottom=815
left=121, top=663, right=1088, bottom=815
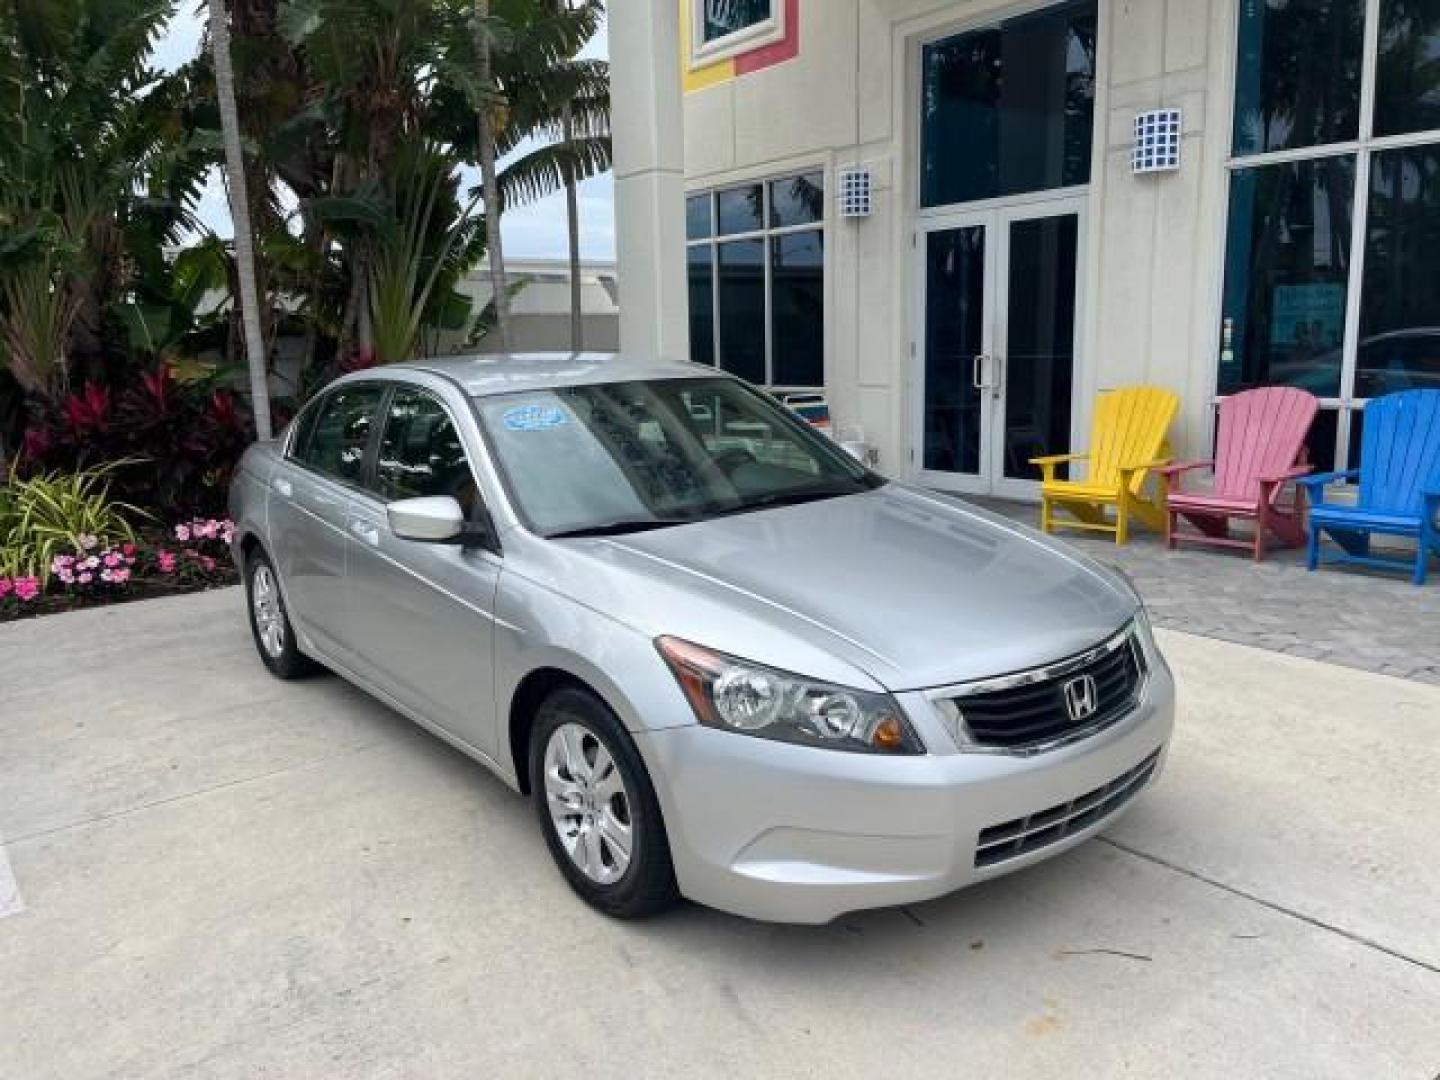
left=634, top=660, right=1175, bottom=924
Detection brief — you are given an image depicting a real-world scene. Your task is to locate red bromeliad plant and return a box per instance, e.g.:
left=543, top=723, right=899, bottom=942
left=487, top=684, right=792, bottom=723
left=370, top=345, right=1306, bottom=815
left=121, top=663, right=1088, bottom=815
left=19, top=366, right=255, bottom=519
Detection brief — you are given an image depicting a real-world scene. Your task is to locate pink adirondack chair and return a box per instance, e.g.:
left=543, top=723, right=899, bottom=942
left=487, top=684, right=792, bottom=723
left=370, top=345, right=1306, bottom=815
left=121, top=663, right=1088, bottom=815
left=1160, top=387, right=1319, bottom=561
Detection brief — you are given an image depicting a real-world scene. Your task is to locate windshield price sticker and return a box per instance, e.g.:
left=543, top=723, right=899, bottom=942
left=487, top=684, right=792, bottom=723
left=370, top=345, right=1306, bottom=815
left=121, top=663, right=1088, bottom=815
left=503, top=405, right=569, bottom=432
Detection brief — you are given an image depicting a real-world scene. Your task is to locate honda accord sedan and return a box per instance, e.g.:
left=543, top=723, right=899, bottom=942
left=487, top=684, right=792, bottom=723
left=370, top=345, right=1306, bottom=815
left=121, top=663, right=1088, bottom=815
left=229, top=354, right=1174, bottom=924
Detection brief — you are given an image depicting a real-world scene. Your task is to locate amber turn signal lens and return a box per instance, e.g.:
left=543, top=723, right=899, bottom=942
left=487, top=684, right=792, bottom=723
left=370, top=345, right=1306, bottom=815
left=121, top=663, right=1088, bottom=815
left=872, top=714, right=906, bottom=751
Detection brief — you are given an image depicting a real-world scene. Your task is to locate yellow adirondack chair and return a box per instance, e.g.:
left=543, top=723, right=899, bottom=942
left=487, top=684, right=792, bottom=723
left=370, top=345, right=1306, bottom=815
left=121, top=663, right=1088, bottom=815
left=1031, top=385, right=1179, bottom=545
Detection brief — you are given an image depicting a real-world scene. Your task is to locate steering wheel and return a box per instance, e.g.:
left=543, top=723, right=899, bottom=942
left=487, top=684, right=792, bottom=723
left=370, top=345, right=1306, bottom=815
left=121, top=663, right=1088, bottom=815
left=712, top=448, right=756, bottom=476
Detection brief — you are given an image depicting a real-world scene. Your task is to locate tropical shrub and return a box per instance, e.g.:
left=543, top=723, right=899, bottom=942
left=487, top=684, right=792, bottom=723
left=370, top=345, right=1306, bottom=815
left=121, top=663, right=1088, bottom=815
left=19, top=367, right=254, bottom=517
left=0, top=462, right=145, bottom=582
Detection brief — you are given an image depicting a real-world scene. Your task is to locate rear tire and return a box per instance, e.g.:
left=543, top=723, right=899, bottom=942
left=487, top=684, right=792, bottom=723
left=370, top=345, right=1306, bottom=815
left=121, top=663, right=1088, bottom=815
left=244, top=548, right=315, bottom=680
left=529, top=687, right=678, bottom=918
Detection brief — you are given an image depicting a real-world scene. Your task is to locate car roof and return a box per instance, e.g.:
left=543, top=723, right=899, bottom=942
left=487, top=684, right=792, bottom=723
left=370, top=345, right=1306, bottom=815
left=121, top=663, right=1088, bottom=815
left=387, top=352, right=720, bottom=397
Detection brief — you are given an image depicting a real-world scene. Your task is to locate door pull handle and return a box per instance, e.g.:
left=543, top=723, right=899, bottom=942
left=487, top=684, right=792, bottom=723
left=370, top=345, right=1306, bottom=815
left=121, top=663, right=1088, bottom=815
left=350, top=521, right=380, bottom=547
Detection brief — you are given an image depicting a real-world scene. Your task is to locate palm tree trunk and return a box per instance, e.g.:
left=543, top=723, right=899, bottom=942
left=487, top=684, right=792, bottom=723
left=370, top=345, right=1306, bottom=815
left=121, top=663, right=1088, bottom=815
left=474, top=0, right=510, bottom=350
left=209, top=0, right=273, bottom=440
left=563, top=101, right=582, bottom=352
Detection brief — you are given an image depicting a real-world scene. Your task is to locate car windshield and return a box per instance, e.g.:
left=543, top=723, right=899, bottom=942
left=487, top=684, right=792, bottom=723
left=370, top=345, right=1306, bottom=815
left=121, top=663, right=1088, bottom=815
left=474, top=377, right=882, bottom=537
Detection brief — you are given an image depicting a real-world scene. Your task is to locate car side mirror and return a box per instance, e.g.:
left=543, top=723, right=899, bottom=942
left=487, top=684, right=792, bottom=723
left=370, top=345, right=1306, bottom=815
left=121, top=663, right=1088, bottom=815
left=387, top=496, right=465, bottom=543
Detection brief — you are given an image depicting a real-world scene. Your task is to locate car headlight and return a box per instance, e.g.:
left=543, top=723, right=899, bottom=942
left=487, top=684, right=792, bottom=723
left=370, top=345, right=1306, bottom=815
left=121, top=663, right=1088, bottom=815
left=655, top=636, right=924, bottom=755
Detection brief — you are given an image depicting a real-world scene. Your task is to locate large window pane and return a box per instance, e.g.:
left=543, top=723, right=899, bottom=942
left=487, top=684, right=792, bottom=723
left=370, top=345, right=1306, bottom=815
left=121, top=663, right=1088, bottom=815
left=688, top=245, right=716, bottom=366
left=297, top=385, right=384, bottom=485
left=771, top=232, right=824, bottom=386
left=1233, top=0, right=1364, bottom=156
left=717, top=183, right=765, bottom=235
left=770, top=172, right=824, bottom=228
left=1358, top=145, right=1440, bottom=396
left=717, top=239, right=766, bottom=383
left=686, top=194, right=713, bottom=240
left=1219, top=157, right=1355, bottom=398
left=375, top=391, right=476, bottom=510
left=921, top=1, right=1096, bottom=207
left=1375, top=0, right=1440, bottom=136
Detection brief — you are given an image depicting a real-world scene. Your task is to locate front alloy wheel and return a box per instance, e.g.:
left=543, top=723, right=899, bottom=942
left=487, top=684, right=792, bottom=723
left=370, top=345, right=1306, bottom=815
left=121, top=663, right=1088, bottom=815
left=543, top=723, right=633, bottom=885
left=529, top=687, right=677, bottom=918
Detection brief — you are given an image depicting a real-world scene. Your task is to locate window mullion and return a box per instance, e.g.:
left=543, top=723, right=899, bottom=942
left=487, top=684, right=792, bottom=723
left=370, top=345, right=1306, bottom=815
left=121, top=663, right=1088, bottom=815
left=1359, top=0, right=1381, bottom=143
left=763, top=181, right=775, bottom=386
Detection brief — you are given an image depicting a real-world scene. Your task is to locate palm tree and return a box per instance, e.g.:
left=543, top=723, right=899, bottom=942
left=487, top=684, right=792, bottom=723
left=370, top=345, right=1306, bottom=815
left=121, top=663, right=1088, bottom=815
left=208, top=0, right=272, bottom=439
left=474, top=0, right=511, bottom=350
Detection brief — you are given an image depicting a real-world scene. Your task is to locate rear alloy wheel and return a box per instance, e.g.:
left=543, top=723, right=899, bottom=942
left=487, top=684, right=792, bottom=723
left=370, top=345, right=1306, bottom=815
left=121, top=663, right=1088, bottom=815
left=245, top=549, right=314, bottom=680
left=530, top=688, right=677, bottom=917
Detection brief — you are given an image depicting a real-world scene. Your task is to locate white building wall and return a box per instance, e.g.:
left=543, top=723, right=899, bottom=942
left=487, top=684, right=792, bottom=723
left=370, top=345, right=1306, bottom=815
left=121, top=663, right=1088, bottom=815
left=681, top=0, right=1237, bottom=474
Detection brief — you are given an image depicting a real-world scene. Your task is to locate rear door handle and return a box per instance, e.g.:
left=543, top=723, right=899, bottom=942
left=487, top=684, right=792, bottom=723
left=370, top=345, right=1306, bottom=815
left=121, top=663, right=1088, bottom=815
left=272, top=477, right=293, bottom=499
left=350, top=521, right=380, bottom=547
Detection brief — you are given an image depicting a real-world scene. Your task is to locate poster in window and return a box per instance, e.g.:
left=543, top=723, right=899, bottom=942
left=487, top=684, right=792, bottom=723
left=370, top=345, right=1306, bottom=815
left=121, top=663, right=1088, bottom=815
left=1270, top=284, right=1345, bottom=351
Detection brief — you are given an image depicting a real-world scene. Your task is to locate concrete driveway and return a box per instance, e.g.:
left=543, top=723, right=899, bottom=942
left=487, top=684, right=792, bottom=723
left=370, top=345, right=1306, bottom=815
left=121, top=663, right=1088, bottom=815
left=1, top=588, right=1436, bottom=1079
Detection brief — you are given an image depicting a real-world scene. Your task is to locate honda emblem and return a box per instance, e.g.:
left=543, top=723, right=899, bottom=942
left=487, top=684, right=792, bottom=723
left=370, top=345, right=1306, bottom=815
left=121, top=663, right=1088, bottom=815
left=1062, top=674, right=1099, bottom=723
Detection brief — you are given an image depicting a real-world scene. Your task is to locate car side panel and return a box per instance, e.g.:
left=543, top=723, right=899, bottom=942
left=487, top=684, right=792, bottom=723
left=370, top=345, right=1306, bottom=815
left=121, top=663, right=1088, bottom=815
left=267, top=463, right=356, bottom=661
left=344, top=496, right=503, bottom=756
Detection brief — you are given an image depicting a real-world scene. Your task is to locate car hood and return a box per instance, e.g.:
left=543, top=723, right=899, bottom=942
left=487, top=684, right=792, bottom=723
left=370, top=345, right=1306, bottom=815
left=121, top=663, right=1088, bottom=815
left=588, top=484, right=1136, bottom=692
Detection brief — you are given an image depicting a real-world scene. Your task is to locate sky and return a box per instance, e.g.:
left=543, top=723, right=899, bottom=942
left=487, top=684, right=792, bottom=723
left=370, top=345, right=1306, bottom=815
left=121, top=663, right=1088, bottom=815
left=153, top=9, right=616, bottom=262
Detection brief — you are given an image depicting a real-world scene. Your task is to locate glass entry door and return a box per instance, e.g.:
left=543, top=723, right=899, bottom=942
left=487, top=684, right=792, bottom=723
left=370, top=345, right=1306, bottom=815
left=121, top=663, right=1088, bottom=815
left=916, top=201, right=1083, bottom=497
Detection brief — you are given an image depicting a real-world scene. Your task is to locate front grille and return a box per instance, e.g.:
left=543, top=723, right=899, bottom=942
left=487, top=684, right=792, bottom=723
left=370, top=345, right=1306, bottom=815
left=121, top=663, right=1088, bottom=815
left=948, top=629, right=1146, bottom=752
left=974, top=751, right=1160, bottom=868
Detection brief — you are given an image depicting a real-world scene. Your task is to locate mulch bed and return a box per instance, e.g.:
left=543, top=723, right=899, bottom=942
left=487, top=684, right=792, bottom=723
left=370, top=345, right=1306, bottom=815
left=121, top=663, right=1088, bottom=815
left=0, top=572, right=239, bottom=624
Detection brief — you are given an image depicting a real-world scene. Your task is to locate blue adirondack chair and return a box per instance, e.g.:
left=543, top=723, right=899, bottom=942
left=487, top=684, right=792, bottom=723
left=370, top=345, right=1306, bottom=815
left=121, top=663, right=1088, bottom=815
left=1298, top=389, right=1440, bottom=586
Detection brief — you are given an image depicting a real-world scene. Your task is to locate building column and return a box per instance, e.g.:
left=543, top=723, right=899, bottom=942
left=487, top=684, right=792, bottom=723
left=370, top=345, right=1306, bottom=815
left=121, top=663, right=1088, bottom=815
left=609, top=0, right=689, bottom=359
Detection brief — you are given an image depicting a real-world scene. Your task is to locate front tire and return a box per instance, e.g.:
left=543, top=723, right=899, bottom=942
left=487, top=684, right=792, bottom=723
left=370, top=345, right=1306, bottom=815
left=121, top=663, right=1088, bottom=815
left=529, top=687, right=678, bottom=918
left=245, top=549, right=314, bottom=680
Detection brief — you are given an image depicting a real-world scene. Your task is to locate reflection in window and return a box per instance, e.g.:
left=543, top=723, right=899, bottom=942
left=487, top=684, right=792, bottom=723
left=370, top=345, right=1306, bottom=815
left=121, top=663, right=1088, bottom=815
left=297, top=386, right=384, bottom=484
left=1219, top=158, right=1355, bottom=397
left=688, top=245, right=716, bottom=366
left=717, top=240, right=766, bottom=384
left=687, top=171, right=825, bottom=387
left=1375, top=0, right=1440, bottom=137
left=770, top=172, right=824, bottom=228
left=771, top=232, right=824, bottom=387
left=699, top=0, right=772, bottom=45
left=717, top=183, right=765, bottom=235
left=686, top=194, right=713, bottom=241
left=375, top=391, right=477, bottom=512
left=1359, top=146, right=1440, bottom=396
left=1232, top=0, right=1364, bottom=156
left=921, top=1, right=1096, bottom=208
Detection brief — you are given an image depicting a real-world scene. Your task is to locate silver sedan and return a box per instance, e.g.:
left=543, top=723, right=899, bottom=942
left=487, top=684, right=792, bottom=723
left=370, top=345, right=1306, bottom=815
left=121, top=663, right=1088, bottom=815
left=229, top=354, right=1174, bottom=924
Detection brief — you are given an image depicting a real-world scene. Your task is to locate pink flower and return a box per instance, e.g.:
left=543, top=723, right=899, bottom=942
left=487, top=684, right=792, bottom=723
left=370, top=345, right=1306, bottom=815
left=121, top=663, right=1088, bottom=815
left=13, top=577, right=41, bottom=601
left=174, top=524, right=191, bottom=542
left=199, top=555, right=217, bottom=572
left=78, top=534, right=98, bottom=551
left=78, top=572, right=93, bottom=585
left=57, top=569, right=75, bottom=584
left=157, top=551, right=177, bottom=574
left=103, top=551, right=122, bottom=568
left=0, top=578, right=12, bottom=599
left=111, top=568, right=131, bottom=585
left=51, top=555, right=72, bottom=574
left=122, top=543, right=136, bottom=558
left=83, top=555, right=99, bottom=570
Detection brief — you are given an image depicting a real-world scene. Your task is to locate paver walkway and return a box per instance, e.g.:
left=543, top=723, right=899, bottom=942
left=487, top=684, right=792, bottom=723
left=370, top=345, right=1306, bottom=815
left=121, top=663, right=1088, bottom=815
left=974, top=497, right=1440, bottom=685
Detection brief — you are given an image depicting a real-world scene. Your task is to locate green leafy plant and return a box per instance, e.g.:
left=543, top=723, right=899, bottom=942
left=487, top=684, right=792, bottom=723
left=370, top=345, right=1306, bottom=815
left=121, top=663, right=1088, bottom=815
left=0, top=462, right=147, bottom=580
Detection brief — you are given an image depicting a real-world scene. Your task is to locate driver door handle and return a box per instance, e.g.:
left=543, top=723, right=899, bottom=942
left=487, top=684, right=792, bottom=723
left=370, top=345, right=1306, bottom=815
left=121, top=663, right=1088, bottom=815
left=972, top=354, right=990, bottom=391
left=350, top=520, right=380, bottom=547
left=272, top=477, right=293, bottom=499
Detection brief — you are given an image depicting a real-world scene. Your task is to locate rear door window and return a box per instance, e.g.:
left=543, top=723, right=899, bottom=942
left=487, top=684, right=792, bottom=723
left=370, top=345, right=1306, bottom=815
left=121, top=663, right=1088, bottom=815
left=292, top=385, right=385, bottom=487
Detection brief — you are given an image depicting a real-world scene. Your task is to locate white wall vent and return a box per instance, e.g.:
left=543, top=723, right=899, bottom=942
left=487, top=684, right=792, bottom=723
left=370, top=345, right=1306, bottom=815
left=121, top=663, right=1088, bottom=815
left=837, top=168, right=873, bottom=218
left=1133, top=108, right=1182, bottom=174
